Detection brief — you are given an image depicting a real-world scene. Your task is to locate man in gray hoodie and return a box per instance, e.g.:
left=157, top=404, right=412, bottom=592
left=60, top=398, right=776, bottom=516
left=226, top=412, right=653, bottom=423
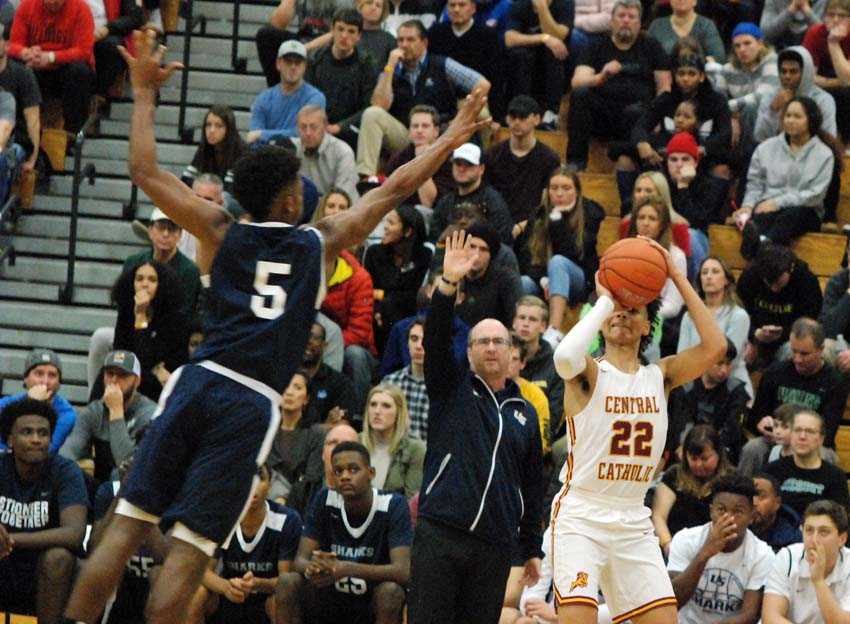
left=754, top=45, right=837, bottom=141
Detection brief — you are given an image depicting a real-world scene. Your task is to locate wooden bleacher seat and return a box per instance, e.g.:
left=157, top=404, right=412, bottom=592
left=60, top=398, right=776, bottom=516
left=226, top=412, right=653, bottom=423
left=836, top=423, right=850, bottom=472
left=708, top=224, right=846, bottom=281
left=579, top=172, right=620, bottom=217
left=596, top=216, right=621, bottom=257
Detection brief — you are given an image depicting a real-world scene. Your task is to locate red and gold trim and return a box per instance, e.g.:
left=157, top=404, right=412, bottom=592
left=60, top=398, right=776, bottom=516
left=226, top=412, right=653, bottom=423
left=554, top=593, right=599, bottom=609
left=612, top=596, right=678, bottom=624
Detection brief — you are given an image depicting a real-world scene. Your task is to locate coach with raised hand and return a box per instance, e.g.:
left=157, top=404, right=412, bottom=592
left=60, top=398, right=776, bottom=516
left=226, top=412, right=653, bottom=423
left=408, top=230, right=544, bottom=624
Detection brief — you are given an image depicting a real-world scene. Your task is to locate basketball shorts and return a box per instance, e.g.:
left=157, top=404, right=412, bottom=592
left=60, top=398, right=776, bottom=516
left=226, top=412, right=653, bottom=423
left=119, top=361, right=281, bottom=553
left=550, top=491, right=676, bottom=624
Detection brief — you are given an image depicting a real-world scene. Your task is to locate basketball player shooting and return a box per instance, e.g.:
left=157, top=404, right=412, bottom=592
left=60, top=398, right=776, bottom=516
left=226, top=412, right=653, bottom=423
left=549, top=237, right=724, bottom=624
left=63, top=30, right=489, bottom=624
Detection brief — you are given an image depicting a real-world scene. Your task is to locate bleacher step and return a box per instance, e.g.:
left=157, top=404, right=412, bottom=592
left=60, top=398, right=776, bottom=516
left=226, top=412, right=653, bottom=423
left=0, top=256, right=123, bottom=288
left=0, top=280, right=111, bottom=306
left=0, top=302, right=116, bottom=334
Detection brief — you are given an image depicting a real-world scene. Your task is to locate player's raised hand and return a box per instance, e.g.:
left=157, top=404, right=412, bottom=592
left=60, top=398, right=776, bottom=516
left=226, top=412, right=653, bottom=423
left=639, top=236, right=675, bottom=278
left=594, top=270, right=614, bottom=302
left=442, top=229, right=477, bottom=284
left=442, top=83, right=491, bottom=149
left=118, top=30, right=184, bottom=94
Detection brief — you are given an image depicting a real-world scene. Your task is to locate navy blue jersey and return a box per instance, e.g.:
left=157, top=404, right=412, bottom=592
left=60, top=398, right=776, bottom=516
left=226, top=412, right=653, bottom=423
left=304, top=487, right=412, bottom=597
left=218, top=500, right=302, bottom=580
left=192, top=223, right=326, bottom=393
left=94, top=481, right=160, bottom=624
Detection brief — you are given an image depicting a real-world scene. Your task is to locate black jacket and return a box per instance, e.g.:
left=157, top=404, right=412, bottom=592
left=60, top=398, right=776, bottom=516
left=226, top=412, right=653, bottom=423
left=421, top=289, right=544, bottom=560
left=305, top=45, right=377, bottom=132
left=820, top=268, right=850, bottom=339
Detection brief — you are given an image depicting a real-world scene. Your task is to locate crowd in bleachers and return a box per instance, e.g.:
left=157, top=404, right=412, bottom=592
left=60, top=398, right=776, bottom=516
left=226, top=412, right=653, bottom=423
left=2, top=0, right=850, bottom=620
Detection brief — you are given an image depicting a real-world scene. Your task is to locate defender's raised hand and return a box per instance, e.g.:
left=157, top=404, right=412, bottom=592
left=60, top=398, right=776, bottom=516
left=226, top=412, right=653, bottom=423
left=442, top=83, right=491, bottom=150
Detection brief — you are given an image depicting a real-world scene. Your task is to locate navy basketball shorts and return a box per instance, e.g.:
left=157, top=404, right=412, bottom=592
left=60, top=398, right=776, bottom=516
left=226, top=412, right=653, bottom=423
left=118, top=361, right=281, bottom=555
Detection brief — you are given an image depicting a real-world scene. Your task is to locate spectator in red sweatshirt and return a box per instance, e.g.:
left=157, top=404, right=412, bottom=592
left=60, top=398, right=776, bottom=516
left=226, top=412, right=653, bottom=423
left=8, top=0, right=95, bottom=134
left=321, top=249, right=377, bottom=425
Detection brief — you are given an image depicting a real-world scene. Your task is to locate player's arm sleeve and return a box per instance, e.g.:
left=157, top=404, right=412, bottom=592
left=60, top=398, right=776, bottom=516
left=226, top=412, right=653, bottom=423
left=424, top=289, right=461, bottom=395
left=278, top=510, right=304, bottom=562
left=553, top=295, right=614, bottom=380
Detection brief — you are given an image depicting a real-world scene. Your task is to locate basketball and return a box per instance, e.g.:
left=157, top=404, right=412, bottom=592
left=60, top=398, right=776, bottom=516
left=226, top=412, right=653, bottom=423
left=598, top=238, right=668, bottom=308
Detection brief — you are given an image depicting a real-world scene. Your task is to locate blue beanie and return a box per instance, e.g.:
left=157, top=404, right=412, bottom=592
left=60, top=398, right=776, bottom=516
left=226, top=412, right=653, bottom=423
left=731, top=22, right=763, bottom=40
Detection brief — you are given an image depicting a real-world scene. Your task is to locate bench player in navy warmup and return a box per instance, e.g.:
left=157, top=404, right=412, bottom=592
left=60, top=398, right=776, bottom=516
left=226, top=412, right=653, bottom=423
left=63, top=29, right=490, bottom=624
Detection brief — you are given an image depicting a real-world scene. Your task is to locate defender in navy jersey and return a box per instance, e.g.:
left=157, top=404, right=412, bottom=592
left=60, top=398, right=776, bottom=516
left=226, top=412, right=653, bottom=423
left=66, top=29, right=489, bottom=624
left=187, top=464, right=301, bottom=624
left=277, top=441, right=412, bottom=624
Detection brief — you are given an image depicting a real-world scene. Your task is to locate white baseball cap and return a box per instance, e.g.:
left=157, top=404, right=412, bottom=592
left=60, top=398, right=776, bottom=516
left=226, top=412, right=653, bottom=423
left=452, top=143, right=481, bottom=165
left=277, top=40, right=307, bottom=59
left=149, top=207, right=173, bottom=222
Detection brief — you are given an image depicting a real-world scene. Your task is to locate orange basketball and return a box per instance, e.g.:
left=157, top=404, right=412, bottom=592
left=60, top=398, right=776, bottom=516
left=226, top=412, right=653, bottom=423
left=598, top=238, right=668, bottom=308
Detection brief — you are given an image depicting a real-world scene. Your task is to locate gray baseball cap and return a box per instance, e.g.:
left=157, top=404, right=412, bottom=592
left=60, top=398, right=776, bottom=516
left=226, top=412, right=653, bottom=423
left=103, top=350, right=141, bottom=377
left=24, top=349, right=62, bottom=377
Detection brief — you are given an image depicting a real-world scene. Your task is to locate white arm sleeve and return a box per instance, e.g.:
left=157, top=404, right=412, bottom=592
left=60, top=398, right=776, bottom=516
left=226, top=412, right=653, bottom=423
left=553, top=295, right=614, bottom=380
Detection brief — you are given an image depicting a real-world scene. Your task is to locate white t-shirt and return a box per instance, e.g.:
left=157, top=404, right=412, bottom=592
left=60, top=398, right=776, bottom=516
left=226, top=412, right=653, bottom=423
left=668, top=523, right=775, bottom=624
left=766, top=543, right=850, bottom=624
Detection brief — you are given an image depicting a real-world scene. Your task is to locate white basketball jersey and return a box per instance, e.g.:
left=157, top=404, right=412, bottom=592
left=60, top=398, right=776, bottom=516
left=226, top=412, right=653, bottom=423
left=558, top=359, right=668, bottom=503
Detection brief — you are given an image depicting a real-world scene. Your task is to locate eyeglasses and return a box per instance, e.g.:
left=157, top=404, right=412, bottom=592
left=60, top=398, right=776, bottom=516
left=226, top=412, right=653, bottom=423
left=792, top=427, right=821, bottom=437
left=470, top=337, right=509, bottom=347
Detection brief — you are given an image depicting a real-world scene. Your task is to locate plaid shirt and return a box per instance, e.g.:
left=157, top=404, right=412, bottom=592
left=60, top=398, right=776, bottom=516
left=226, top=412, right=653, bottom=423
left=382, top=365, right=430, bottom=442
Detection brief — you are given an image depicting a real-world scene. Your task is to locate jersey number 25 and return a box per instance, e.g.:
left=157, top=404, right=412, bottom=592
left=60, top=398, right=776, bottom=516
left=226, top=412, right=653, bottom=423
left=250, top=260, right=291, bottom=320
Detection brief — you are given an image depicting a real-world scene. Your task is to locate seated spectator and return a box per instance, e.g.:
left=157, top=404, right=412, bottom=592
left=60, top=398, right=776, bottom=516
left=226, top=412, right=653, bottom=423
left=740, top=96, right=839, bottom=258
left=668, top=474, right=774, bottom=623
left=430, top=143, right=514, bottom=244
left=384, top=104, right=455, bottom=211
left=268, top=371, right=327, bottom=505
left=247, top=40, right=326, bottom=146
left=571, top=0, right=614, bottom=60
left=706, top=23, right=779, bottom=142
left=753, top=46, right=837, bottom=142
left=364, top=205, right=432, bottom=353
left=484, top=96, right=561, bottom=224
left=8, top=0, right=95, bottom=135
left=453, top=221, right=523, bottom=328
left=821, top=263, right=850, bottom=377
left=304, top=9, right=378, bottom=149
left=766, top=409, right=850, bottom=516
left=0, top=349, right=75, bottom=453
left=286, top=422, right=359, bottom=515
left=310, top=187, right=353, bottom=233
left=752, top=472, right=803, bottom=551
left=566, top=0, right=671, bottom=170
left=652, top=424, right=735, bottom=555
left=382, top=318, right=429, bottom=441
left=805, top=0, right=850, bottom=143
left=355, top=19, right=488, bottom=177
left=504, top=0, right=572, bottom=127
left=667, top=338, right=748, bottom=464
left=508, top=333, right=551, bottom=455
left=254, top=0, right=346, bottom=87
left=763, top=500, right=850, bottom=623
left=428, top=0, right=503, bottom=116
left=356, top=0, right=397, bottom=68
left=292, top=105, right=360, bottom=201
left=302, top=322, right=358, bottom=427
left=186, top=464, right=301, bottom=624
left=646, top=0, right=724, bottom=60
left=59, top=350, right=156, bottom=484
left=321, top=249, right=377, bottom=418
left=108, top=259, right=189, bottom=401
left=0, top=25, right=40, bottom=178
left=626, top=194, right=688, bottom=320
left=763, top=405, right=840, bottom=467
left=379, top=270, right=470, bottom=377
left=276, top=441, right=411, bottom=624
left=360, top=383, right=426, bottom=498
left=173, top=174, right=239, bottom=263
left=738, top=245, right=822, bottom=368
left=514, top=167, right=604, bottom=347
left=0, top=398, right=88, bottom=622
left=678, top=257, right=752, bottom=399
left=825, top=1, right=850, bottom=84
left=761, top=0, right=827, bottom=49
left=86, top=0, right=143, bottom=100
left=385, top=0, right=442, bottom=36
left=180, top=105, right=247, bottom=192
left=748, top=317, right=848, bottom=448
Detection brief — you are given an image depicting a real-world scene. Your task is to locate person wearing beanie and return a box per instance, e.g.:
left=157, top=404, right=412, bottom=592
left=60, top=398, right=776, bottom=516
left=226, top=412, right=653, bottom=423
left=739, top=95, right=838, bottom=259
left=0, top=349, right=76, bottom=454
left=613, top=46, right=731, bottom=206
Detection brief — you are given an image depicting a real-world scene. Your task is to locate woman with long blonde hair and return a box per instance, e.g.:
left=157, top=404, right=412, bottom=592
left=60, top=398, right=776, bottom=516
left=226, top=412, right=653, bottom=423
left=360, top=383, right=425, bottom=499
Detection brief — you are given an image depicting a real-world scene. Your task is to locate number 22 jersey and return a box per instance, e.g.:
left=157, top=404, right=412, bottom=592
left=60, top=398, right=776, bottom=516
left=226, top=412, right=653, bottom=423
left=192, top=223, right=326, bottom=394
left=559, top=359, right=668, bottom=506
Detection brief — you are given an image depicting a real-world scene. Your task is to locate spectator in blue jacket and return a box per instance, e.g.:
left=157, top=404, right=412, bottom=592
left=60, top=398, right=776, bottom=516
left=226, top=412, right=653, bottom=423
left=752, top=472, right=803, bottom=551
left=0, top=349, right=75, bottom=454
left=408, top=230, right=543, bottom=624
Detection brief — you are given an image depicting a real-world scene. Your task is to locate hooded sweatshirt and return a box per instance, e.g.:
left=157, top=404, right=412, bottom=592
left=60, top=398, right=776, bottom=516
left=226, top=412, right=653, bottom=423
left=754, top=46, right=837, bottom=141
left=743, top=129, right=834, bottom=218
left=760, top=0, right=826, bottom=47
left=706, top=50, right=780, bottom=114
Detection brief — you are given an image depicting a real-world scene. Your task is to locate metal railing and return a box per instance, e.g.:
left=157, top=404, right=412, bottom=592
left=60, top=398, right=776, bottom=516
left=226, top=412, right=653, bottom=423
left=230, top=1, right=248, bottom=73
left=0, top=183, right=19, bottom=270
left=176, top=0, right=207, bottom=144
left=59, top=115, right=99, bottom=305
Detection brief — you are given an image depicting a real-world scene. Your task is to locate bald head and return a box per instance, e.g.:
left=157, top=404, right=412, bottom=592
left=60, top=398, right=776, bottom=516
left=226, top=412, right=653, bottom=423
left=323, top=423, right=359, bottom=483
left=467, top=319, right=511, bottom=387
